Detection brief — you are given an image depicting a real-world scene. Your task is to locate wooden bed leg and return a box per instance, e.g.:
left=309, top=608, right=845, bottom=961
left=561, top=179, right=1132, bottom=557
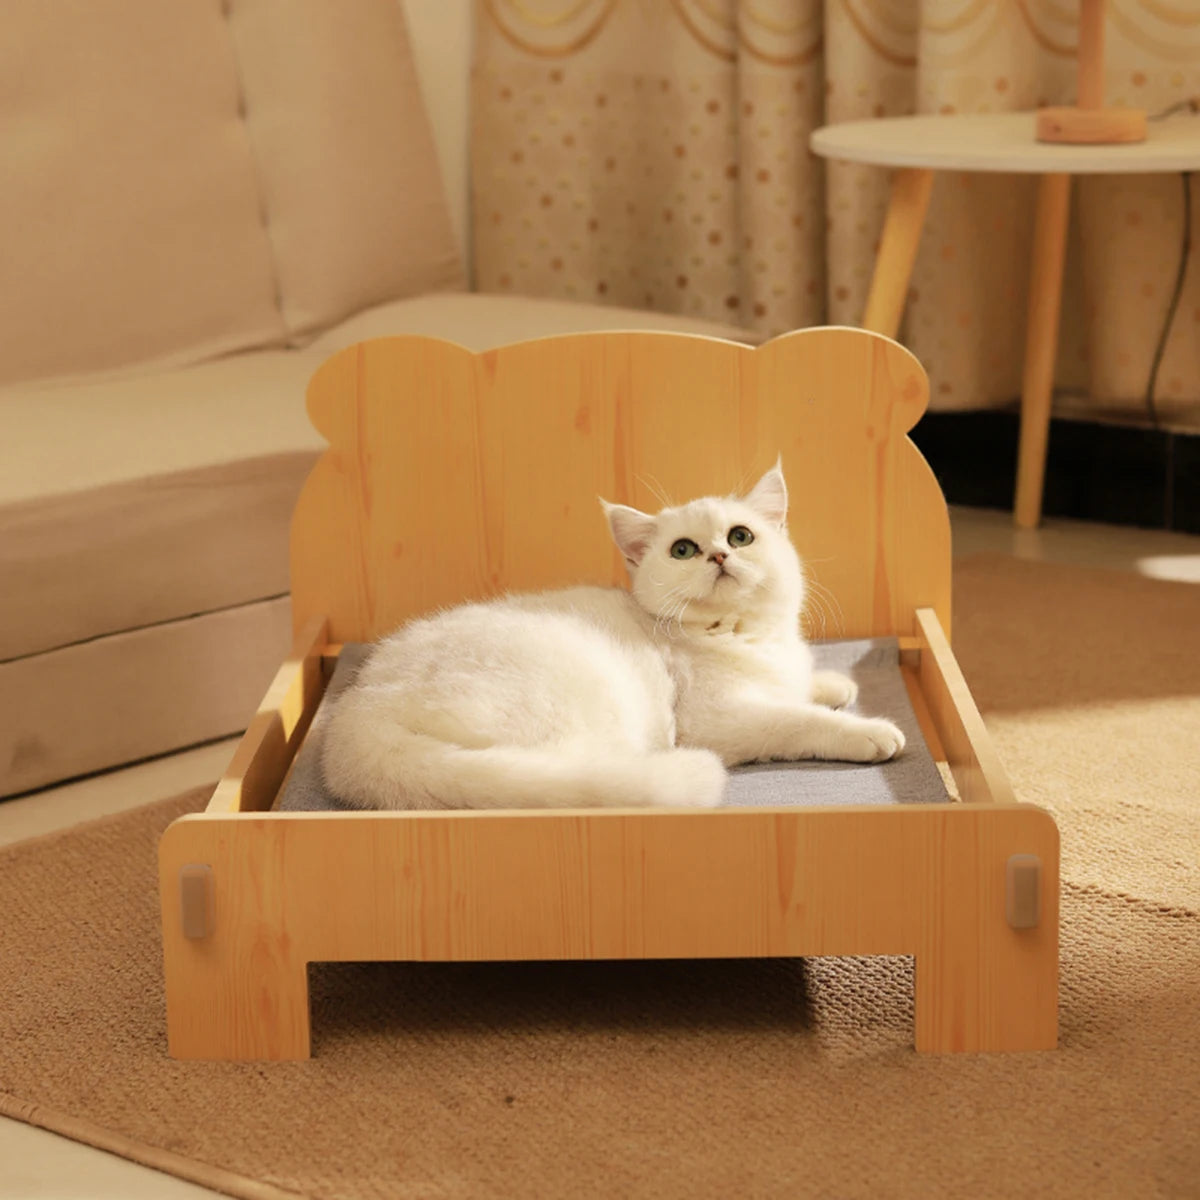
left=164, top=943, right=311, bottom=1061
left=160, top=821, right=313, bottom=1060
left=914, top=832, right=1059, bottom=1053
left=915, top=931, right=1058, bottom=1053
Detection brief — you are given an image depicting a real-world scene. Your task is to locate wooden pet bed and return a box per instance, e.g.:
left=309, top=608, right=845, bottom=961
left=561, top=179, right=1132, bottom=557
left=159, top=326, right=1059, bottom=1060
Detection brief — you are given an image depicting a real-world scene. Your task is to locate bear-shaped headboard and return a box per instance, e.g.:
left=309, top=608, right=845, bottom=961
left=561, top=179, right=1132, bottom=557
left=290, top=326, right=951, bottom=644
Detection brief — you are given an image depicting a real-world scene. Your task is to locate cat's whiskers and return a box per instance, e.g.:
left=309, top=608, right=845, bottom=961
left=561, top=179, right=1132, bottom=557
left=653, top=583, right=696, bottom=641
left=802, top=591, right=829, bottom=641
left=813, top=577, right=846, bottom=634
left=652, top=583, right=689, bottom=638
left=662, top=595, right=693, bottom=639
left=636, top=473, right=675, bottom=512
left=801, top=569, right=845, bottom=641
left=800, top=582, right=826, bottom=640
left=662, top=600, right=690, bottom=641
left=729, top=467, right=757, bottom=500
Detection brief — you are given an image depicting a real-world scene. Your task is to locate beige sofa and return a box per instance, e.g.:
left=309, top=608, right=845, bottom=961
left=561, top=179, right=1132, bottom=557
left=1, top=0, right=751, bottom=796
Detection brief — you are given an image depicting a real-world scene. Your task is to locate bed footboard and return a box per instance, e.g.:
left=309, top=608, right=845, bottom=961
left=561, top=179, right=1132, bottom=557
left=160, top=802, right=1058, bottom=1060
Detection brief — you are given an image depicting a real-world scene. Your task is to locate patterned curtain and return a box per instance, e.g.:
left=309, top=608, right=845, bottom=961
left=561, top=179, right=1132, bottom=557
left=472, top=1, right=1200, bottom=423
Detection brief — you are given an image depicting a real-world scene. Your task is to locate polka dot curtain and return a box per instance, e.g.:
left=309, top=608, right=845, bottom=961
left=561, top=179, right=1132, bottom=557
left=472, top=0, right=1200, bottom=423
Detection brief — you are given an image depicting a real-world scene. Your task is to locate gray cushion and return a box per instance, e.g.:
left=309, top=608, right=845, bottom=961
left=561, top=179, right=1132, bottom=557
left=277, top=638, right=949, bottom=811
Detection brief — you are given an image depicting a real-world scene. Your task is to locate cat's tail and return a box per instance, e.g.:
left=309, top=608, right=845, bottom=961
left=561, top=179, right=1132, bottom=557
left=320, top=720, right=727, bottom=811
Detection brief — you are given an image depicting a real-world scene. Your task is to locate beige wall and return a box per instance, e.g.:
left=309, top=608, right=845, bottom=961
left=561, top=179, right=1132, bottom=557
left=400, top=0, right=472, bottom=273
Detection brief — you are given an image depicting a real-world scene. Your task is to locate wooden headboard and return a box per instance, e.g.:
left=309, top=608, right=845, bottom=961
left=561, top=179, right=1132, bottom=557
left=290, top=326, right=951, bottom=644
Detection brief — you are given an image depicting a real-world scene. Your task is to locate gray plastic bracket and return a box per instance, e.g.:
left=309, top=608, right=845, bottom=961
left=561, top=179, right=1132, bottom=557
left=1005, top=854, right=1041, bottom=929
left=179, top=863, right=214, bottom=940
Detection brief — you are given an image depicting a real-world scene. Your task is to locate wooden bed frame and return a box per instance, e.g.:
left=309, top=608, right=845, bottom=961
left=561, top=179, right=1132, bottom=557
left=158, top=326, right=1059, bottom=1060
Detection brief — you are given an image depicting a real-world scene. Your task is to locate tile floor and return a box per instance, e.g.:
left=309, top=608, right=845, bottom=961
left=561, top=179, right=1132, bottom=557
left=3, top=506, right=1199, bottom=1199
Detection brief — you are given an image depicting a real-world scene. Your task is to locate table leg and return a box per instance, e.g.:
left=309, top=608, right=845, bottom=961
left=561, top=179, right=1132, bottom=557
left=1014, top=173, right=1072, bottom=530
left=862, top=168, right=934, bottom=339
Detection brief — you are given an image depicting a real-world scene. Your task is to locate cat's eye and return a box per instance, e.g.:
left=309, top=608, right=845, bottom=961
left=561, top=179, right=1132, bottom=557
left=728, top=525, right=754, bottom=547
left=670, top=539, right=700, bottom=560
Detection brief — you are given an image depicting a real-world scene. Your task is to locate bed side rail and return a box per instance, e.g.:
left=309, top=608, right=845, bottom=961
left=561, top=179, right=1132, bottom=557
left=205, top=616, right=329, bottom=814
left=909, top=607, right=1018, bottom=806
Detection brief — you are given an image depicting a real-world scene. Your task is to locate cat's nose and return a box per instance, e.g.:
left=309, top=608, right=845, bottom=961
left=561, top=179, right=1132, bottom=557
left=709, top=551, right=727, bottom=566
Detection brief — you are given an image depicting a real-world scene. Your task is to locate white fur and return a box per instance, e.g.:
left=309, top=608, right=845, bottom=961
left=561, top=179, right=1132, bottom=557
left=320, top=465, right=905, bottom=811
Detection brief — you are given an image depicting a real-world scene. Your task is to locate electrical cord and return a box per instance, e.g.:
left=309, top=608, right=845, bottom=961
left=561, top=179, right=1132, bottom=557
left=1150, top=97, right=1200, bottom=121
left=1143, top=171, right=1192, bottom=430
left=1142, top=98, right=1199, bottom=429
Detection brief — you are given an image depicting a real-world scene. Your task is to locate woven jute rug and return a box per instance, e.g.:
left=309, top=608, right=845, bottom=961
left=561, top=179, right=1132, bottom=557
left=1, top=554, right=1197, bottom=1200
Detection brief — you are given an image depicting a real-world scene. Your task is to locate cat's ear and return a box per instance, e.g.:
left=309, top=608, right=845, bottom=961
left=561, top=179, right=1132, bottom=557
left=600, top=499, right=656, bottom=566
left=743, top=460, right=788, bottom=528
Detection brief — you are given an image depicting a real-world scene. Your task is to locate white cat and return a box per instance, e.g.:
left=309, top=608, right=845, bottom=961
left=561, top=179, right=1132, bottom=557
left=320, top=464, right=905, bottom=811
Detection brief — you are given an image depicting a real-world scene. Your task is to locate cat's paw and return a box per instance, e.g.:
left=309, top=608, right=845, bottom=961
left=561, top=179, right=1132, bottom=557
left=837, top=718, right=906, bottom=763
left=811, top=670, right=858, bottom=710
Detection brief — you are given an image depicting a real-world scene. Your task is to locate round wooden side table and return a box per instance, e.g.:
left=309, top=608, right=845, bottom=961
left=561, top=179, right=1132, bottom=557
left=811, top=112, right=1200, bottom=528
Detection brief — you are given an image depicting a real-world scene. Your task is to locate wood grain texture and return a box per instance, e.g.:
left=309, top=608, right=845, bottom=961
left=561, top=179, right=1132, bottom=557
left=289, top=328, right=952, bottom=644
left=1035, top=107, right=1146, bottom=145
left=861, top=168, right=934, bottom=340
left=206, top=617, right=328, bottom=815
left=1077, top=0, right=1106, bottom=110
left=160, top=802, right=1058, bottom=1059
left=900, top=663, right=947, bottom=763
left=1035, top=1, right=1145, bottom=145
left=914, top=608, right=1017, bottom=807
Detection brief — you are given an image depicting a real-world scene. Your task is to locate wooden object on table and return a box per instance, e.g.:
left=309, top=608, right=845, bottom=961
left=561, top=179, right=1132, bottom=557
left=159, top=327, right=1058, bottom=1060
left=1036, top=0, right=1145, bottom=145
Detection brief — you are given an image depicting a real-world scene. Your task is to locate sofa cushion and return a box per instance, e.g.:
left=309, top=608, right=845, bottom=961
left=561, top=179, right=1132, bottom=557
left=1, top=0, right=462, bottom=389
left=1, top=597, right=292, bottom=798
left=307, top=291, right=766, bottom=356
left=2, top=293, right=755, bottom=663
left=227, top=0, right=464, bottom=342
left=2, top=0, right=286, bottom=388
left=2, top=351, right=323, bottom=663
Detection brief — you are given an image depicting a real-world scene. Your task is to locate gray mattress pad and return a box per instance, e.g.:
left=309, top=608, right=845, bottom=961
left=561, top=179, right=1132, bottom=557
left=277, top=638, right=949, bottom=812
